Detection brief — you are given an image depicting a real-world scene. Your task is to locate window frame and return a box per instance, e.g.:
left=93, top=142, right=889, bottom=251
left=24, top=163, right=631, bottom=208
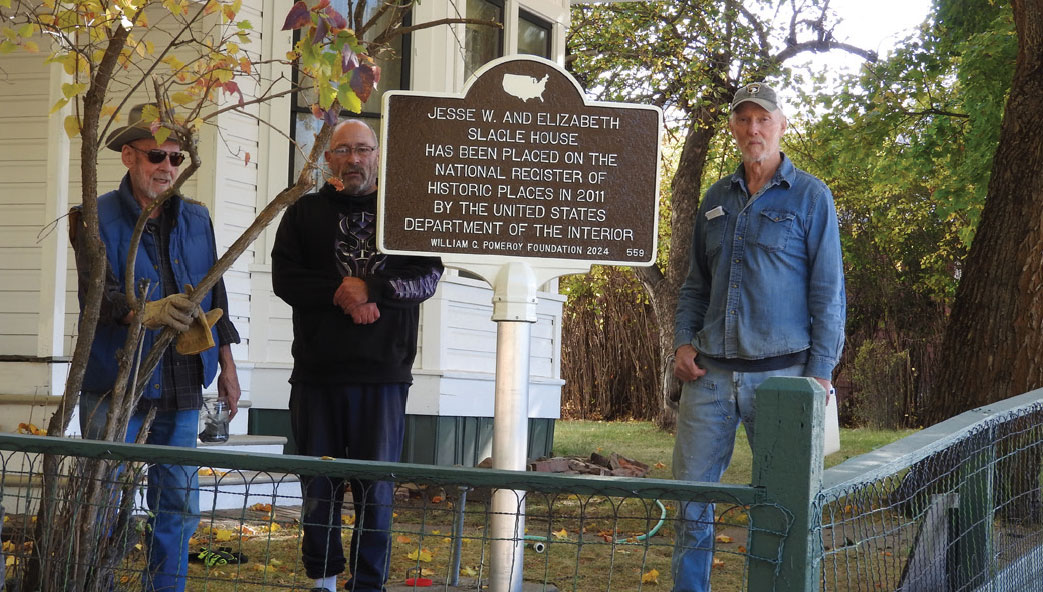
left=518, top=7, right=552, bottom=59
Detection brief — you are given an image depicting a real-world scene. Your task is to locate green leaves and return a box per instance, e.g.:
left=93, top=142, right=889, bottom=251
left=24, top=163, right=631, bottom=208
left=286, top=1, right=377, bottom=120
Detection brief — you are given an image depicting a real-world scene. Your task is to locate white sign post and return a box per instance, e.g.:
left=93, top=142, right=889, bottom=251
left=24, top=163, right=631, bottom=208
left=379, top=55, right=662, bottom=591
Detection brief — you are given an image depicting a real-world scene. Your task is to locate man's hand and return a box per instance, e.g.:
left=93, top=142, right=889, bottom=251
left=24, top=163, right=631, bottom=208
left=334, top=276, right=368, bottom=314
left=814, top=377, right=834, bottom=406
left=673, top=344, right=707, bottom=382
left=349, top=302, right=380, bottom=325
left=217, top=344, right=241, bottom=418
left=142, top=293, right=196, bottom=332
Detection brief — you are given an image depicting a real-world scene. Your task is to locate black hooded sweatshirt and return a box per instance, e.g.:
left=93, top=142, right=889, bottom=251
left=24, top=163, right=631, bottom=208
left=272, top=184, right=443, bottom=384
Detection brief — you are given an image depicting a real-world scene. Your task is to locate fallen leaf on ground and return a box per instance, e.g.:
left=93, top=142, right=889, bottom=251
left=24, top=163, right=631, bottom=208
left=407, top=548, right=433, bottom=562
left=715, top=534, right=733, bottom=543
left=712, top=558, right=725, bottom=569
left=213, top=528, right=236, bottom=542
left=552, top=528, right=569, bottom=541
left=642, top=568, right=659, bottom=584
left=397, top=535, right=413, bottom=544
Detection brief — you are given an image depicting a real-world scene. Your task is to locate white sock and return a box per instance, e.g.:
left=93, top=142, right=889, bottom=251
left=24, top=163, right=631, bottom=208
left=314, top=576, right=336, bottom=591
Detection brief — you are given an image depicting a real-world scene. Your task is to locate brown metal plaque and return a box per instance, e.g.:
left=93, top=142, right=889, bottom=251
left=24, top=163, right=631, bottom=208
left=379, top=56, right=661, bottom=265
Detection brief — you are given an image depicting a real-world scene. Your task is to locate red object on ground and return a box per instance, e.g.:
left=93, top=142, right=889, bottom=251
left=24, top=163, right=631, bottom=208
left=404, top=577, right=433, bottom=587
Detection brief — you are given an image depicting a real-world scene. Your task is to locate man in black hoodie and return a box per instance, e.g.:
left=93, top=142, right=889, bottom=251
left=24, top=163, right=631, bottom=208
left=272, top=119, right=443, bottom=592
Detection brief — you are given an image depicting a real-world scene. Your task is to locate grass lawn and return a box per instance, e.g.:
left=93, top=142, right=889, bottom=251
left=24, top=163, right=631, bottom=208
left=552, top=419, right=917, bottom=482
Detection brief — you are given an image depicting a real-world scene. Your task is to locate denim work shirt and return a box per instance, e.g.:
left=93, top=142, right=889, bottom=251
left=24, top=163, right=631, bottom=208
left=673, top=153, right=846, bottom=379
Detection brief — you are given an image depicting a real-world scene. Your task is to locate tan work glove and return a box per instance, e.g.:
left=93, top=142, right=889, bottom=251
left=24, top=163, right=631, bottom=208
left=176, top=307, right=224, bottom=355
left=142, top=293, right=196, bottom=332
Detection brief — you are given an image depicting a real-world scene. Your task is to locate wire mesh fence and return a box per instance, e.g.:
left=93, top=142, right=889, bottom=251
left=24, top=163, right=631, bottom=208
left=0, top=433, right=786, bottom=592
left=818, top=396, right=1043, bottom=592
left=6, top=380, right=1040, bottom=592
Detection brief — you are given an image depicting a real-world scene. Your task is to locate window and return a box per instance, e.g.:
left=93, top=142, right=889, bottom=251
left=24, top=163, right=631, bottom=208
left=518, top=10, right=551, bottom=59
left=289, top=0, right=409, bottom=187
left=465, top=3, right=552, bottom=80
left=464, top=0, right=503, bottom=81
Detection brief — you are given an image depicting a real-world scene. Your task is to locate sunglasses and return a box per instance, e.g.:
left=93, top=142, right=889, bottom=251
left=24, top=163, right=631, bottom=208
left=127, top=144, right=186, bottom=166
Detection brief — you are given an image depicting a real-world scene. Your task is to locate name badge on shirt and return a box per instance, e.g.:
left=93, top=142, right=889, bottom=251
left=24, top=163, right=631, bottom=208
left=705, top=205, right=725, bottom=220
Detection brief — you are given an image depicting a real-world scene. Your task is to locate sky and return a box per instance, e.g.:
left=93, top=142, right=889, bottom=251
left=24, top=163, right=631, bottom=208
left=797, top=0, right=934, bottom=78
left=774, top=0, right=933, bottom=112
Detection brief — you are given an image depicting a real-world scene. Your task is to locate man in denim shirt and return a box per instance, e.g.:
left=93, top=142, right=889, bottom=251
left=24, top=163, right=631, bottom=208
left=671, top=83, right=845, bottom=591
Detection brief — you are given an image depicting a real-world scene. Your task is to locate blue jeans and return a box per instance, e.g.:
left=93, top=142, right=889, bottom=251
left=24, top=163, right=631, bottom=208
left=79, top=392, right=201, bottom=592
left=289, top=382, right=408, bottom=591
left=671, top=359, right=805, bottom=592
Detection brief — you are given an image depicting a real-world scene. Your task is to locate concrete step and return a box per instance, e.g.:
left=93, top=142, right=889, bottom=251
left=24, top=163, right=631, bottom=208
left=197, top=433, right=287, bottom=455
left=198, top=469, right=302, bottom=512
left=0, top=469, right=304, bottom=515
left=196, top=433, right=298, bottom=511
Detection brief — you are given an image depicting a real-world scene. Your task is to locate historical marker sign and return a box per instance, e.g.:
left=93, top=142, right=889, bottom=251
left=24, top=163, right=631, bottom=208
left=378, top=56, right=661, bottom=267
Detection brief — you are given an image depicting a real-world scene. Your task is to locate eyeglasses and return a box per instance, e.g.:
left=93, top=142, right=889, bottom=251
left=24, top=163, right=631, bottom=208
left=127, top=144, right=186, bottom=166
left=329, top=145, right=377, bottom=157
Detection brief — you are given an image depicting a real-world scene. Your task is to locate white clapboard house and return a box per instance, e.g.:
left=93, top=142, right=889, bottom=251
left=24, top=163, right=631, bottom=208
left=0, top=0, right=573, bottom=493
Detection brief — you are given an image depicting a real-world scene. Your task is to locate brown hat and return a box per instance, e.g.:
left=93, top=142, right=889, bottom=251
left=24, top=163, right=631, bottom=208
left=731, top=82, right=781, bottom=112
left=105, top=103, right=178, bottom=151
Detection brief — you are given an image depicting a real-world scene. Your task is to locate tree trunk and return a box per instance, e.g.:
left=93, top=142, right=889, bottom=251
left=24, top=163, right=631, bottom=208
left=635, top=103, right=723, bottom=429
left=928, top=0, right=1043, bottom=424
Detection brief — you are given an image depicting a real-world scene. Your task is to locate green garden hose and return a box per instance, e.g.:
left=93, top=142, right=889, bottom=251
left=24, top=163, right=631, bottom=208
left=524, top=499, right=668, bottom=553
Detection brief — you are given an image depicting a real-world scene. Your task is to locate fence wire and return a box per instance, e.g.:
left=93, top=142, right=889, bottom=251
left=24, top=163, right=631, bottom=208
left=818, top=403, right=1043, bottom=592
left=0, top=434, right=787, bottom=592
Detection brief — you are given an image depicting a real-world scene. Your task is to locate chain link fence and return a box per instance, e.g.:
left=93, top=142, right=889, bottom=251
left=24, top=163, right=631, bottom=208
left=0, top=431, right=788, bottom=591
left=818, top=392, right=1043, bottom=592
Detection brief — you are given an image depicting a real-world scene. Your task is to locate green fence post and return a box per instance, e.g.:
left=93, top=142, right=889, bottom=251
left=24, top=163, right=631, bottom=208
left=747, top=376, right=824, bottom=592
left=956, top=427, right=995, bottom=589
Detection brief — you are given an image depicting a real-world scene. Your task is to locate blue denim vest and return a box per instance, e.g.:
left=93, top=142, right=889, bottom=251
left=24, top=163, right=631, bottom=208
left=81, top=175, right=219, bottom=400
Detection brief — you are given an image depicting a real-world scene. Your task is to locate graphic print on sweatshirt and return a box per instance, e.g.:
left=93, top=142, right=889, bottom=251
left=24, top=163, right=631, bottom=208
left=335, top=211, right=386, bottom=278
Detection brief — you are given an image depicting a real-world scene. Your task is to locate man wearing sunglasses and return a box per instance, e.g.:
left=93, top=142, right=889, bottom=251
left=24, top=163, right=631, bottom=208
left=70, top=103, right=241, bottom=592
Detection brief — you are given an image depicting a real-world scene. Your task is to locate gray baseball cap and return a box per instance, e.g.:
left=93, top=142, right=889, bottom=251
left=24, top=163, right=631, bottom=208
left=731, top=82, right=780, bottom=112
